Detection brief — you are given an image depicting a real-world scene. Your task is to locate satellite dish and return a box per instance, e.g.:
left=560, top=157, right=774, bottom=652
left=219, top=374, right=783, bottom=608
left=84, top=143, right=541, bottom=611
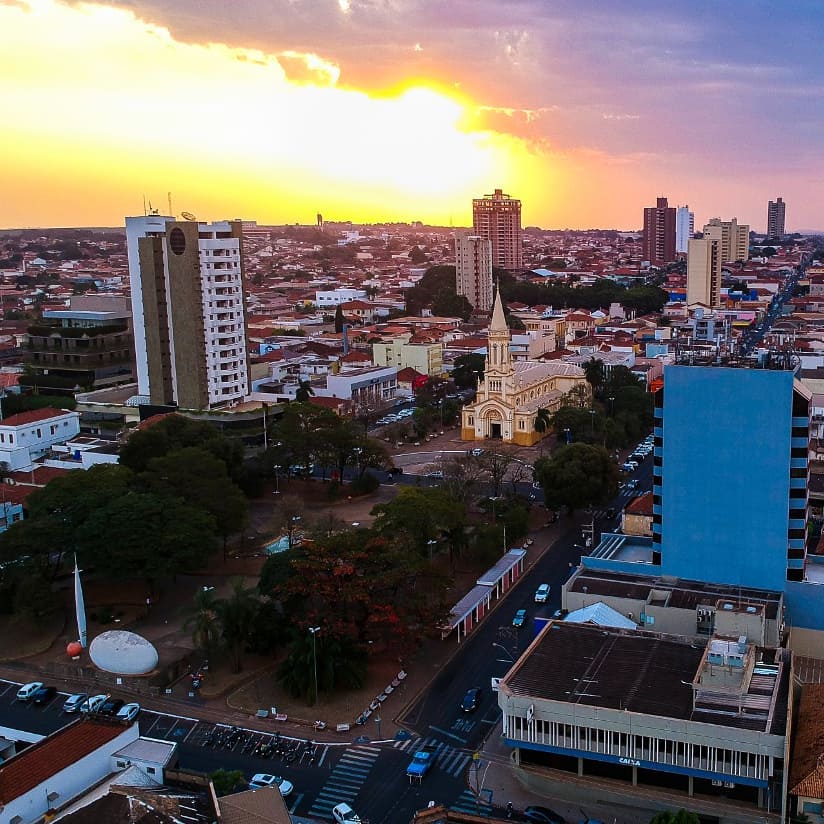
left=181, top=211, right=197, bottom=221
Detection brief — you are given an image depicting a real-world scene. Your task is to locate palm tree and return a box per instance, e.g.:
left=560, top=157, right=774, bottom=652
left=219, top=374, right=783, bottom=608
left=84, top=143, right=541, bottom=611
left=183, top=587, right=221, bottom=657
left=534, top=407, right=552, bottom=455
left=216, top=579, right=260, bottom=673
left=295, top=380, right=315, bottom=403
left=583, top=357, right=605, bottom=397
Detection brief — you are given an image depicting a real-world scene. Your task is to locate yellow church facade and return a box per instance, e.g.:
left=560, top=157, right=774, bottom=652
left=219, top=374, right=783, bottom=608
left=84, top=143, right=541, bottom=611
left=460, top=293, right=589, bottom=446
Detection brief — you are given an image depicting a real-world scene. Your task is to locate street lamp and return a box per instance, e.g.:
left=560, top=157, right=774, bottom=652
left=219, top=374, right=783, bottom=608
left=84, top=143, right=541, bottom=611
left=426, top=539, right=437, bottom=562
left=589, top=409, right=596, bottom=436
left=564, top=427, right=571, bottom=445
left=375, top=715, right=382, bottom=740
left=309, top=626, right=321, bottom=706
left=273, top=465, right=281, bottom=495
left=608, top=396, right=615, bottom=416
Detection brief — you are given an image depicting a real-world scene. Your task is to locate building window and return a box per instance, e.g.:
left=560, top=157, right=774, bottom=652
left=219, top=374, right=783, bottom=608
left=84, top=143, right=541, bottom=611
left=146, top=766, right=156, bottom=774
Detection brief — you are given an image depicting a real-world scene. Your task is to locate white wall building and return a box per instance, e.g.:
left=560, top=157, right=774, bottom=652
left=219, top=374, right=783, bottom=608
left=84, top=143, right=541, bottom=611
left=315, top=288, right=367, bottom=307
left=0, top=408, right=81, bottom=471
left=675, top=205, right=695, bottom=254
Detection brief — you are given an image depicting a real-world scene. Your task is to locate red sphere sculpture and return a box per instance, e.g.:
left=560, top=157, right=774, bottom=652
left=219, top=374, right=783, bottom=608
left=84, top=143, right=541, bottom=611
left=66, top=641, right=83, bottom=658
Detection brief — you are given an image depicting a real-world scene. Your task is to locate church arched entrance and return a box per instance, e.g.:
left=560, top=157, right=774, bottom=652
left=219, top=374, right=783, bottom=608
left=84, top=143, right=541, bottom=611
left=485, top=408, right=503, bottom=439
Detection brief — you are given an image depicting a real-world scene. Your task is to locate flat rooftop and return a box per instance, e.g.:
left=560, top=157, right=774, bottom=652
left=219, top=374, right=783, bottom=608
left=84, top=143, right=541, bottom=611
left=568, top=569, right=782, bottom=620
left=504, top=623, right=788, bottom=733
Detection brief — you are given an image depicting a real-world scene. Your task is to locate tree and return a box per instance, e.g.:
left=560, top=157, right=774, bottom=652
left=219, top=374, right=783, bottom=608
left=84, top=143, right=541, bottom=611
left=409, top=245, right=427, bottom=263
left=534, top=443, right=619, bottom=515
left=480, top=446, right=519, bottom=498
left=183, top=586, right=221, bottom=657
left=209, top=769, right=246, bottom=797
left=141, top=447, right=249, bottom=556
left=216, top=578, right=260, bottom=674
left=334, top=303, right=345, bottom=333
left=649, top=811, right=701, bottom=824
left=583, top=357, right=605, bottom=395
left=452, top=353, right=485, bottom=389
left=372, top=486, right=467, bottom=558
left=76, top=491, right=216, bottom=584
left=534, top=407, right=551, bottom=436
left=295, top=379, right=315, bottom=402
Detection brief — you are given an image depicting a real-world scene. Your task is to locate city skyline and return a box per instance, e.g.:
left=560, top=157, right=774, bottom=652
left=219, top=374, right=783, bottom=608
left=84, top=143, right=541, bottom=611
left=2, top=1, right=823, bottom=230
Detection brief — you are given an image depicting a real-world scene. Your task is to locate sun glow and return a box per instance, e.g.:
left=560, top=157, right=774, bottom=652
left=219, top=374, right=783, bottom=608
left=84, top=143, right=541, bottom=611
left=0, top=0, right=538, bottom=226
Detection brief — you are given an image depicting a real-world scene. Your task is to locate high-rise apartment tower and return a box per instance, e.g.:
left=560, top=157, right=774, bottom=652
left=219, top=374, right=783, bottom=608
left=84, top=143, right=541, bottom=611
left=126, top=215, right=250, bottom=410
left=472, top=189, right=523, bottom=271
left=642, top=197, right=676, bottom=266
left=767, top=197, right=786, bottom=238
left=675, top=205, right=694, bottom=254
left=703, top=217, right=750, bottom=263
left=686, top=238, right=722, bottom=307
left=454, top=232, right=493, bottom=312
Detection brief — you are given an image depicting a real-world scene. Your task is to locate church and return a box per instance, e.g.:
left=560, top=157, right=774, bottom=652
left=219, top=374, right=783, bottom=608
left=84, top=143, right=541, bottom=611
left=460, top=292, right=589, bottom=446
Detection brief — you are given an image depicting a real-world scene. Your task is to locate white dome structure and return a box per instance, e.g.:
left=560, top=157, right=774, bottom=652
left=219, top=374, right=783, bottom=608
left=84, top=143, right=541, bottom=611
left=89, top=630, right=159, bottom=675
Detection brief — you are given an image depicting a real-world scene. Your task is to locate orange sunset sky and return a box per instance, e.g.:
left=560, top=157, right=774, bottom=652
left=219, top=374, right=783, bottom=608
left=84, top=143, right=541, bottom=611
left=2, top=0, right=823, bottom=231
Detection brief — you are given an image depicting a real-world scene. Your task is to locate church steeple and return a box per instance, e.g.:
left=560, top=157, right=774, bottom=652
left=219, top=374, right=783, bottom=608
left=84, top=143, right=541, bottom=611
left=487, top=286, right=512, bottom=374
left=490, top=287, right=508, bottom=333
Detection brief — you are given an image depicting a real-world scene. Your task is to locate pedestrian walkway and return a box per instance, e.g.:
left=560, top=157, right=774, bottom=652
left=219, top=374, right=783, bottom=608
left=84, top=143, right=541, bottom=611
left=391, top=735, right=472, bottom=779
left=308, top=743, right=381, bottom=819
left=449, top=788, right=493, bottom=817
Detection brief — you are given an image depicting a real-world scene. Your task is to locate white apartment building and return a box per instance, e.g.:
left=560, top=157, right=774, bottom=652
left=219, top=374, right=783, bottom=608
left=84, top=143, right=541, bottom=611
left=675, top=205, right=695, bottom=254
left=0, top=408, right=81, bottom=471
left=455, top=233, right=493, bottom=312
left=315, top=288, right=367, bottom=307
left=125, top=216, right=250, bottom=410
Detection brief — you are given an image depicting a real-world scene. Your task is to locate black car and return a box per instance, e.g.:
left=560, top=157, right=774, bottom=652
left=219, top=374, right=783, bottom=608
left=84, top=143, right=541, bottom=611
left=99, top=698, right=124, bottom=716
left=523, top=806, right=565, bottom=824
left=32, top=686, right=57, bottom=706
left=461, top=687, right=482, bottom=713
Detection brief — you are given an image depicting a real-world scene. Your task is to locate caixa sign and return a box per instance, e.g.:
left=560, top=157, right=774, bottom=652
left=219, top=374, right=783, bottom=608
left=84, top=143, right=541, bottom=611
left=618, top=757, right=642, bottom=767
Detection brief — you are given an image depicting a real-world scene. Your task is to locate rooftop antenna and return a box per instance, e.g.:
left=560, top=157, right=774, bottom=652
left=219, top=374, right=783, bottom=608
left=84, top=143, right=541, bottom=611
left=142, top=194, right=147, bottom=216
left=168, top=191, right=174, bottom=218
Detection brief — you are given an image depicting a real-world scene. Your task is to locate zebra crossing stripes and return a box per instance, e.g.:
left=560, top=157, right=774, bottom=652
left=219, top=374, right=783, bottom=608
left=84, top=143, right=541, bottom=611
left=450, top=789, right=493, bottom=817
left=308, top=745, right=380, bottom=819
left=391, top=736, right=471, bottom=778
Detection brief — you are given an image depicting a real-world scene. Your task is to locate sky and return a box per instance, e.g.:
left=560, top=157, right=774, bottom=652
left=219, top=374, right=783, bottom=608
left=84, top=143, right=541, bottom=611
left=2, top=0, right=823, bottom=231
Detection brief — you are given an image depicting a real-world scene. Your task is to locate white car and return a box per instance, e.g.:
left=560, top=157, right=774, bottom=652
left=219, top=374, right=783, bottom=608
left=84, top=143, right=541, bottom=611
left=535, top=583, right=550, bottom=603
left=332, top=802, right=362, bottom=823
left=249, top=774, right=293, bottom=796
left=79, top=694, right=107, bottom=714
left=16, top=682, right=43, bottom=702
left=116, top=702, right=140, bottom=722
left=63, top=692, right=88, bottom=713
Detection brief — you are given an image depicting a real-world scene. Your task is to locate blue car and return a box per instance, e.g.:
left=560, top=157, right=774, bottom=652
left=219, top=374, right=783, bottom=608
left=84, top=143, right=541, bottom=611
left=512, top=609, right=527, bottom=628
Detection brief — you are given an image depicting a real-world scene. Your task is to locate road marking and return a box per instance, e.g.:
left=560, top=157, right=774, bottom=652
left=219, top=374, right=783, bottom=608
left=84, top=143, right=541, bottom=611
left=317, top=745, right=329, bottom=767
left=429, top=725, right=468, bottom=744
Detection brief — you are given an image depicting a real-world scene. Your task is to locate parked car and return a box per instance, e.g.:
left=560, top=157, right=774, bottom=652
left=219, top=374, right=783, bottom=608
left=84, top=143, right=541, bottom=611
left=534, top=583, right=550, bottom=603
left=470, top=448, right=484, bottom=457
left=523, top=805, right=566, bottom=823
left=16, top=682, right=43, bottom=702
left=63, top=692, right=88, bottom=713
left=332, top=802, right=362, bottom=823
left=512, top=609, right=527, bottom=628
left=99, top=697, right=124, bottom=716
left=32, top=685, right=57, bottom=705
left=80, top=694, right=107, bottom=714
left=249, top=774, right=293, bottom=796
left=626, top=479, right=639, bottom=490
left=461, top=687, right=482, bottom=713
left=116, top=702, right=141, bottom=722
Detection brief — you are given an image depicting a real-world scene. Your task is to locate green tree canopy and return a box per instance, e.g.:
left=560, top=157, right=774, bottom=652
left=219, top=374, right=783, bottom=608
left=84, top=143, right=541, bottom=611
left=452, top=353, right=485, bottom=389
left=649, top=810, right=701, bottom=824
left=534, top=443, right=619, bottom=514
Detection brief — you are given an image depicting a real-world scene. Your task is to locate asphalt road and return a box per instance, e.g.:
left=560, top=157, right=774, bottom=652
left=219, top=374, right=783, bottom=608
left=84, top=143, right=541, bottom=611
left=0, top=457, right=656, bottom=823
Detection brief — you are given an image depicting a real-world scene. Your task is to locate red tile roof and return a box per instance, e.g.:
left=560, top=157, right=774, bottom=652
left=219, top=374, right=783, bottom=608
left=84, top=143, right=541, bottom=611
left=9, top=465, right=72, bottom=486
left=0, top=718, right=127, bottom=803
left=625, top=491, right=653, bottom=515
left=397, top=367, right=424, bottom=382
left=0, top=408, right=74, bottom=428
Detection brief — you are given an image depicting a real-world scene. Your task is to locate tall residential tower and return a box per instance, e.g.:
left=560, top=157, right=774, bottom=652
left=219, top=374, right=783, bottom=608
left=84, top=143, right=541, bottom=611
left=675, top=205, right=694, bottom=254
left=642, top=197, right=676, bottom=266
left=454, top=232, right=493, bottom=312
left=767, top=197, right=786, bottom=238
left=126, top=216, right=250, bottom=410
left=686, top=238, right=722, bottom=307
left=703, top=217, right=750, bottom=263
left=472, top=189, right=523, bottom=271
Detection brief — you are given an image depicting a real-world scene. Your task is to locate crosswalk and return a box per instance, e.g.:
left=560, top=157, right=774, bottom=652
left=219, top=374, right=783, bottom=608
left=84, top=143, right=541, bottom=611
left=450, top=789, right=493, bottom=817
left=391, top=735, right=472, bottom=778
left=308, top=744, right=380, bottom=819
